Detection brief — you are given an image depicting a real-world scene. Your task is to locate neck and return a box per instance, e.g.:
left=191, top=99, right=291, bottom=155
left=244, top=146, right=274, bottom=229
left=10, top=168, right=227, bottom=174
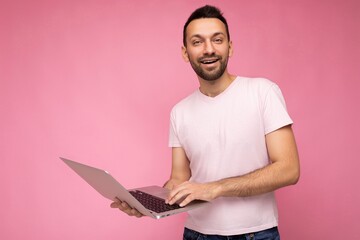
left=198, top=72, right=236, bottom=97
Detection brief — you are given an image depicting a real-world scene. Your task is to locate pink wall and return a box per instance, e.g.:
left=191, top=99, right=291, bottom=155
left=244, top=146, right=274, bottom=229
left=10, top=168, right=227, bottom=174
left=1, top=0, right=359, bottom=239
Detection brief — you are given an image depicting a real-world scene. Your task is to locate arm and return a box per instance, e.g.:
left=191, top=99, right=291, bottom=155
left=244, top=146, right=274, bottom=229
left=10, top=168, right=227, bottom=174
left=164, top=147, right=191, bottom=190
left=167, top=125, right=300, bottom=206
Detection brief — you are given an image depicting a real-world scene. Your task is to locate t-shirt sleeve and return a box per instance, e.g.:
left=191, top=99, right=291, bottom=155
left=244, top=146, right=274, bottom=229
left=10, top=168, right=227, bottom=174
left=263, top=84, right=293, bottom=134
left=168, top=109, right=182, bottom=147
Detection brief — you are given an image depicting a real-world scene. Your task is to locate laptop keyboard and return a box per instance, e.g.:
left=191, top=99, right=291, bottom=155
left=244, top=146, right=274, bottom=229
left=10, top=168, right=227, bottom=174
left=130, top=190, right=182, bottom=213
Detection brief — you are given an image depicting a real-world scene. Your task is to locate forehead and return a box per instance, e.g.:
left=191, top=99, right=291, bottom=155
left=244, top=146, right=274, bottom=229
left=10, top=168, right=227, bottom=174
left=186, top=18, right=227, bottom=38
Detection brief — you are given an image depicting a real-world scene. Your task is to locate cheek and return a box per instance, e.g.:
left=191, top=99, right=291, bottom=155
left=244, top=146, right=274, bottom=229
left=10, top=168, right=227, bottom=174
left=186, top=47, right=202, bottom=58
left=187, top=52, right=199, bottom=63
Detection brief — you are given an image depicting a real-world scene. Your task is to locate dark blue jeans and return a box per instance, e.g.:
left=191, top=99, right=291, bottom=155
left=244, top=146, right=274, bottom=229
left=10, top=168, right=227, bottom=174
left=183, top=227, right=280, bottom=240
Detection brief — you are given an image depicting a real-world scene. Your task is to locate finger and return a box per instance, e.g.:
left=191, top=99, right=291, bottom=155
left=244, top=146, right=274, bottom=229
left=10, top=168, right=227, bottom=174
left=110, top=199, right=143, bottom=217
left=120, top=202, right=143, bottom=217
left=110, top=198, right=121, bottom=208
left=130, top=208, right=143, bottom=218
left=111, top=198, right=124, bottom=207
left=166, top=182, right=189, bottom=203
left=167, top=189, right=182, bottom=204
left=119, top=201, right=132, bottom=212
left=116, top=201, right=133, bottom=214
left=166, top=190, right=177, bottom=204
left=168, top=188, right=191, bottom=205
left=110, top=202, right=119, bottom=208
left=179, top=194, right=195, bottom=207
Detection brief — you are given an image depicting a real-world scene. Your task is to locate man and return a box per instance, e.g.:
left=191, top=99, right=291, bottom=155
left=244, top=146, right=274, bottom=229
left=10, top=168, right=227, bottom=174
left=111, top=5, right=300, bottom=239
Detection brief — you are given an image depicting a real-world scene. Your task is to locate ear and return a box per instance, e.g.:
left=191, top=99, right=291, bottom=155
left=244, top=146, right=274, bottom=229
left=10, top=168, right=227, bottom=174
left=228, top=41, right=233, bottom=58
left=181, top=46, right=190, bottom=62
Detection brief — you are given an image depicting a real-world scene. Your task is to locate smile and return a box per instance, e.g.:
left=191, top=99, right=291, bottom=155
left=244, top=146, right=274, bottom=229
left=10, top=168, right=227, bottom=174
left=199, top=58, right=219, bottom=64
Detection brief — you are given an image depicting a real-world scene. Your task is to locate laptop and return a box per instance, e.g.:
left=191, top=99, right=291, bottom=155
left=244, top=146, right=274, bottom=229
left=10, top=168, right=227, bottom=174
left=60, top=157, right=209, bottom=219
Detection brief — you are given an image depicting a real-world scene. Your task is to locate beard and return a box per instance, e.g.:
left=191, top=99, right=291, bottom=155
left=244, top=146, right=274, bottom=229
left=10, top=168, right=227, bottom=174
left=188, top=53, right=229, bottom=81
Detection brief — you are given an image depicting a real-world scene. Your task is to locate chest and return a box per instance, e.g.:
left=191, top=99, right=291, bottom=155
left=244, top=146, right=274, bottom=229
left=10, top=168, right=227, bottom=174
left=177, top=97, right=264, bottom=151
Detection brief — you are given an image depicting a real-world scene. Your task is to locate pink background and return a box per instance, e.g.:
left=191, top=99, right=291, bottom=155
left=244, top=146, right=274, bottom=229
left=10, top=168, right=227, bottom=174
left=1, top=0, right=359, bottom=239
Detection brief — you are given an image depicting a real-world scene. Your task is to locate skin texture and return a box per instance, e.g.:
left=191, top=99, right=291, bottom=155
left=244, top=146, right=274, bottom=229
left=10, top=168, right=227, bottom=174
left=111, top=17, right=300, bottom=216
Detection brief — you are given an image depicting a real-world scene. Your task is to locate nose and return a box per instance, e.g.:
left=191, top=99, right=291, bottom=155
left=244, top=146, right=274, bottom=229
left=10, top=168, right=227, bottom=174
left=204, top=40, right=215, bottom=55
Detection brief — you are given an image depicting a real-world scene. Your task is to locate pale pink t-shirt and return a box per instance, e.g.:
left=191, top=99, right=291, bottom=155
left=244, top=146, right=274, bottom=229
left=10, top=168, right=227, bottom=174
left=168, top=77, right=293, bottom=235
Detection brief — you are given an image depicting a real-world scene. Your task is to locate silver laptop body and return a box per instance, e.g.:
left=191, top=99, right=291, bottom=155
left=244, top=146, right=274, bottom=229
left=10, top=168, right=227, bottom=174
left=61, top=157, right=208, bottom=219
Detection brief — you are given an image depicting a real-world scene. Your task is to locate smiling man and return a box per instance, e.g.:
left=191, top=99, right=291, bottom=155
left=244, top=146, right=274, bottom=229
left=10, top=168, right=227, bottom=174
left=112, top=5, right=300, bottom=239
left=184, top=19, right=231, bottom=82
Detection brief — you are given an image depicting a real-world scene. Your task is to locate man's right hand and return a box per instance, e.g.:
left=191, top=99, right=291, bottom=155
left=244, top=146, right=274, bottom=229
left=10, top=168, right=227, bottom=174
left=110, top=198, right=144, bottom=218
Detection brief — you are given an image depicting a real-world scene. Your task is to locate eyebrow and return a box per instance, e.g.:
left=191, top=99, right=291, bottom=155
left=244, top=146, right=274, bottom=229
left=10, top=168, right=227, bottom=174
left=189, top=32, right=226, bottom=40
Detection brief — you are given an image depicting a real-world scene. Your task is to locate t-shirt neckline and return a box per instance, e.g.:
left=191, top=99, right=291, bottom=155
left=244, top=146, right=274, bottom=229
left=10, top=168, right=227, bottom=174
left=196, top=76, right=241, bottom=102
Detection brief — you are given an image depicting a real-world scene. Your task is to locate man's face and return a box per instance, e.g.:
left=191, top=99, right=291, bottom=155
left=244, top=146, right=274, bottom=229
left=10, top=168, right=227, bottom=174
left=182, top=18, right=233, bottom=81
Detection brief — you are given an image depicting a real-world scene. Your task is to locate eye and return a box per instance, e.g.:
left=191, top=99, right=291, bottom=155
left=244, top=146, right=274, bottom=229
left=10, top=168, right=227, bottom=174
left=213, top=38, right=223, bottom=44
left=192, top=40, right=202, bottom=46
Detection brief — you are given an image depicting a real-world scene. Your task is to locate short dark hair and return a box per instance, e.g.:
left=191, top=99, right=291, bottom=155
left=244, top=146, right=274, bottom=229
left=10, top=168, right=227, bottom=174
left=183, top=5, right=230, bottom=47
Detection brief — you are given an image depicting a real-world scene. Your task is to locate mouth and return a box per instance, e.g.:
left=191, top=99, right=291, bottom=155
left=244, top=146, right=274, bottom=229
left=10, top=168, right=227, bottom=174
left=199, top=57, right=220, bottom=65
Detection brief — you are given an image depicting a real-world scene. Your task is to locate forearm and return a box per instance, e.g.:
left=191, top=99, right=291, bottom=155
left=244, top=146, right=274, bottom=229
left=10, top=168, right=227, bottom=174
left=215, top=125, right=300, bottom=198
left=167, top=161, right=299, bottom=206
left=215, top=161, right=299, bottom=198
left=164, top=147, right=191, bottom=190
left=168, top=126, right=300, bottom=206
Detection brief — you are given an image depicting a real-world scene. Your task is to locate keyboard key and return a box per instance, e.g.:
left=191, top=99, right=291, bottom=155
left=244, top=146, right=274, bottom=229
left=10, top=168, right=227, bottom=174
left=130, top=190, right=182, bottom=213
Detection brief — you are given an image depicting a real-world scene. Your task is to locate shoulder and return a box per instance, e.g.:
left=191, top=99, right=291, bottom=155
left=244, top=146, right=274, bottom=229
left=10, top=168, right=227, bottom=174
left=234, top=76, right=280, bottom=99
left=238, top=76, right=277, bottom=90
left=170, top=90, right=198, bottom=116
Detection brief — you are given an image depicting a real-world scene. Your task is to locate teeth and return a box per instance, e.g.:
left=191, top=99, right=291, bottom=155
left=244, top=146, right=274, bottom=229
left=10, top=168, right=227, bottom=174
left=201, top=59, right=218, bottom=64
